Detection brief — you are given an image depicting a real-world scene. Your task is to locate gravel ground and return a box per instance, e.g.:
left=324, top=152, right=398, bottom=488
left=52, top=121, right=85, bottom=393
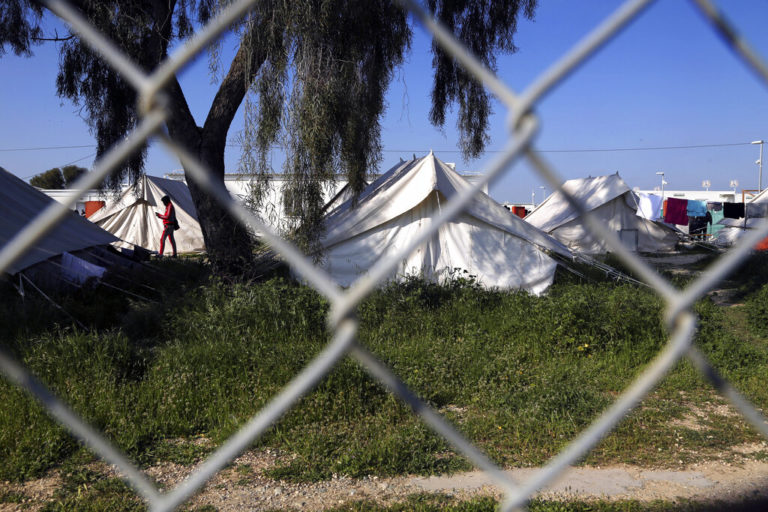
left=5, top=448, right=768, bottom=511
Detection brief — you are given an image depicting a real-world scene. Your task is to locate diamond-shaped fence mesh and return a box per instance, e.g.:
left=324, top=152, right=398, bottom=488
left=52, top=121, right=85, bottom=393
left=2, top=0, right=768, bottom=510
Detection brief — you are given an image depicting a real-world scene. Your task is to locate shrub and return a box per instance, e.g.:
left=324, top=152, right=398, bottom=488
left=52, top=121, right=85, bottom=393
left=746, top=283, right=768, bottom=338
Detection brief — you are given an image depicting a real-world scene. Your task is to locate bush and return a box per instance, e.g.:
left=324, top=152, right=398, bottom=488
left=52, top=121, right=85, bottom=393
left=746, top=283, right=768, bottom=338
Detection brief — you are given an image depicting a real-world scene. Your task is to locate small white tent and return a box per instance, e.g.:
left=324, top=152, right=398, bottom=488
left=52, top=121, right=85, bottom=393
left=315, top=153, right=572, bottom=295
left=89, top=175, right=205, bottom=254
left=0, top=168, right=118, bottom=275
left=525, top=173, right=679, bottom=254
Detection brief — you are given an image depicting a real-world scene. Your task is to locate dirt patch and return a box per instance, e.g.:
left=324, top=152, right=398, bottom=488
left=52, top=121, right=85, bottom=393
left=731, top=442, right=768, bottom=455
left=0, top=472, right=59, bottom=512
left=708, top=288, right=743, bottom=307
left=412, top=460, right=768, bottom=504
left=6, top=450, right=768, bottom=511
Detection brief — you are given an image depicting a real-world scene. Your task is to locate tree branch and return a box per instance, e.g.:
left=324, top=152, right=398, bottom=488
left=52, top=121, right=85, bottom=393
left=201, top=36, right=266, bottom=153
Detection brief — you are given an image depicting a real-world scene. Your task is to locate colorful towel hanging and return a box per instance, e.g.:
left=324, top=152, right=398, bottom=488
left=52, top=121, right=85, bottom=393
left=664, top=197, right=689, bottom=225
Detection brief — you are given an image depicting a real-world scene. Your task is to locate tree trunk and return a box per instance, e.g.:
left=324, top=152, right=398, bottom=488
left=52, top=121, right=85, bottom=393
left=184, top=149, right=254, bottom=274
left=162, top=38, right=266, bottom=274
left=162, top=83, right=254, bottom=273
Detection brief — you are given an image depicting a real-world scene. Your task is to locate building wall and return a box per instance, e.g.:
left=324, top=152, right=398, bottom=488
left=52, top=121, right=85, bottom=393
left=635, top=189, right=737, bottom=203
left=37, top=188, right=109, bottom=217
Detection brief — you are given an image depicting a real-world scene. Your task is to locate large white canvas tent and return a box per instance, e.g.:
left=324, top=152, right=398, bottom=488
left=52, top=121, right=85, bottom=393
left=0, top=167, right=118, bottom=275
left=525, top=173, right=680, bottom=254
left=315, top=153, right=572, bottom=295
left=89, top=175, right=205, bottom=254
left=321, top=181, right=368, bottom=216
left=714, top=188, right=768, bottom=247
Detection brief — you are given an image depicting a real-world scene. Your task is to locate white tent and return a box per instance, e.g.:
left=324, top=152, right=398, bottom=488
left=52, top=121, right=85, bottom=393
left=524, top=173, right=680, bottom=254
left=0, top=168, right=118, bottom=275
left=89, top=175, right=205, bottom=254
left=315, top=153, right=572, bottom=295
left=714, top=188, right=768, bottom=247
left=321, top=181, right=368, bottom=216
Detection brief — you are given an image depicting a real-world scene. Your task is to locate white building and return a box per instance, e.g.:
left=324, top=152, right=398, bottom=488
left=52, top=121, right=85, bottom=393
left=35, top=188, right=109, bottom=217
left=634, top=189, right=738, bottom=204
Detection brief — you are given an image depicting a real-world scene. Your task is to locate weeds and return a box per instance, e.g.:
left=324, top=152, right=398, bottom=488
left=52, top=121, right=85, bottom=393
left=1, top=259, right=767, bottom=489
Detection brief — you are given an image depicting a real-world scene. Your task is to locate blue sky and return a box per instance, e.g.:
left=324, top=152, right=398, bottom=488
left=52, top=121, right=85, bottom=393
left=2, top=0, right=768, bottom=204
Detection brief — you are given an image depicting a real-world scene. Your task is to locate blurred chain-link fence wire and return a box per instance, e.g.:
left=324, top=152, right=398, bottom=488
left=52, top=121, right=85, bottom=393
left=3, top=0, right=768, bottom=510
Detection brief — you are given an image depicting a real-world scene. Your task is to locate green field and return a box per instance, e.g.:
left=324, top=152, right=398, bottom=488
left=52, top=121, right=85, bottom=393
left=1, top=253, right=768, bottom=510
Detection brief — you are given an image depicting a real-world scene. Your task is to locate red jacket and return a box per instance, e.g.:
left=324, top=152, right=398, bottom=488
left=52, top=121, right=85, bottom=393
left=157, top=202, right=176, bottom=227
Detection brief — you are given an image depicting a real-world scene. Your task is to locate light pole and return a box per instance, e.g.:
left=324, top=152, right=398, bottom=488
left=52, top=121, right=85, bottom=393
left=752, top=140, right=764, bottom=192
left=655, top=171, right=666, bottom=197
left=539, top=186, right=546, bottom=203
left=656, top=171, right=666, bottom=220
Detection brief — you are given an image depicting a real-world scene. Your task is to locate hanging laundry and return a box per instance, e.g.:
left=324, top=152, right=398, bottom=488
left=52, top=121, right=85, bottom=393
left=664, top=197, right=689, bottom=225
left=635, top=193, right=663, bottom=220
left=746, top=202, right=768, bottom=218
left=707, top=202, right=723, bottom=212
left=61, top=252, right=106, bottom=286
left=686, top=200, right=707, bottom=217
left=708, top=208, right=724, bottom=235
left=723, top=202, right=745, bottom=219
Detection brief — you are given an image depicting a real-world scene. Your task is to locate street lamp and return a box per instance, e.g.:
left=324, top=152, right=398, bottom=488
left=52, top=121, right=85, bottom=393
left=702, top=179, right=711, bottom=191
left=539, top=186, right=546, bottom=203
left=655, top=171, right=666, bottom=198
left=752, top=140, right=764, bottom=192
left=656, top=172, right=667, bottom=220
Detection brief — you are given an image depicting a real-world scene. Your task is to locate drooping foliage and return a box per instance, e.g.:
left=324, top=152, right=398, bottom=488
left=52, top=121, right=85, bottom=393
left=0, top=0, right=42, bottom=57
left=241, top=0, right=536, bottom=247
left=52, top=1, right=208, bottom=191
left=2, top=0, right=537, bottom=260
left=428, top=0, right=537, bottom=157
left=240, top=0, right=411, bottom=246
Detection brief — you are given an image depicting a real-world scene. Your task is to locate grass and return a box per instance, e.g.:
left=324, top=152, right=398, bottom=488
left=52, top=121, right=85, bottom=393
left=0, top=253, right=767, bottom=508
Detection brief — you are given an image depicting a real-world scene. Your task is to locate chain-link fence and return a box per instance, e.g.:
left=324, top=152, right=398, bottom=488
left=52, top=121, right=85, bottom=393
left=3, top=0, right=768, bottom=510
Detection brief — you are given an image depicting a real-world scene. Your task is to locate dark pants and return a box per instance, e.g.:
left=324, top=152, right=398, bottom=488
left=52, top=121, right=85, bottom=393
left=160, top=226, right=177, bottom=256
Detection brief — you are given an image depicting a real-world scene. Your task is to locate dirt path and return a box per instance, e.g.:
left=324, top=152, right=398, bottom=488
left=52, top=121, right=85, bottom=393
left=183, top=457, right=768, bottom=510
left=5, top=451, right=768, bottom=511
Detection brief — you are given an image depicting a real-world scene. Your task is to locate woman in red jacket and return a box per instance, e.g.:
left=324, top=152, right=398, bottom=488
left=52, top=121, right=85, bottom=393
left=156, top=195, right=177, bottom=257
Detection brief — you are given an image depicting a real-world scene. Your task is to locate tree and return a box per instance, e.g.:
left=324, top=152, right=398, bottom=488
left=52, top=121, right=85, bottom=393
left=28, top=165, right=87, bottom=189
left=30, top=167, right=65, bottom=189
left=61, top=165, right=86, bottom=186
left=3, top=0, right=536, bottom=270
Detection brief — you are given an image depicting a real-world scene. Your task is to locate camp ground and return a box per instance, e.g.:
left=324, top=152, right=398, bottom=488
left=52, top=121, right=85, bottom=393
left=524, top=173, right=681, bottom=255
left=88, top=175, right=206, bottom=255
left=314, top=152, right=573, bottom=295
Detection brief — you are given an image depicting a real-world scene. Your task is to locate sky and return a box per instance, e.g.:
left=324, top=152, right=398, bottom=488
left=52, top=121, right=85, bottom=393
left=2, top=0, right=768, bottom=204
